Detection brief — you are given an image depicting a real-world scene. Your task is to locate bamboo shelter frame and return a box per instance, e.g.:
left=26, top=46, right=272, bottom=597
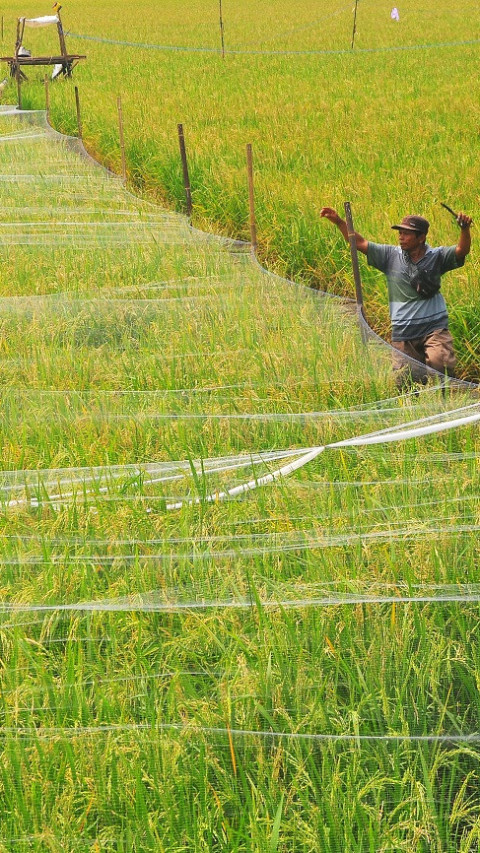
left=1, top=12, right=85, bottom=80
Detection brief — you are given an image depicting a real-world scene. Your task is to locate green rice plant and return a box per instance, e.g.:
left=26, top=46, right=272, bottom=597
left=0, top=18, right=478, bottom=850
left=9, top=0, right=480, bottom=375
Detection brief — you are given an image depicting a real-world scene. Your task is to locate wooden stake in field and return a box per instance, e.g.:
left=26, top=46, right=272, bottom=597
left=74, top=85, right=82, bottom=139
left=246, top=143, right=257, bottom=252
left=56, top=10, right=68, bottom=59
left=177, top=123, right=192, bottom=220
left=117, top=95, right=127, bottom=185
left=351, top=0, right=359, bottom=49
left=15, top=16, right=26, bottom=61
left=16, top=75, right=22, bottom=110
left=219, top=0, right=225, bottom=59
left=344, top=201, right=364, bottom=310
left=44, top=75, right=50, bottom=120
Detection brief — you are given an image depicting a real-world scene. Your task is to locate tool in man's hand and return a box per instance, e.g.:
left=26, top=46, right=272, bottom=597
left=440, top=201, right=473, bottom=228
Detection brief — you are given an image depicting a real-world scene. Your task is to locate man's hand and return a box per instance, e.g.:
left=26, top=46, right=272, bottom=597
left=455, top=212, right=472, bottom=260
left=320, top=206, right=368, bottom=254
left=457, top=212, right=473, bottom=230
left=320, top=207, right=344, bottom=226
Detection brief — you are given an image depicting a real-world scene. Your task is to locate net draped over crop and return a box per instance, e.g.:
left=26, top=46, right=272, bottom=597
left=0, top=107, right=480, bottom=851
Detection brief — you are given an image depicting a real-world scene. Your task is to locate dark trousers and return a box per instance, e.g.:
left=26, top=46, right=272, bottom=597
left=392, top=328, right=456, bottom=383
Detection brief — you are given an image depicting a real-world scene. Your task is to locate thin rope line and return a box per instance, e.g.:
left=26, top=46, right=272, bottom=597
left=1, top=720, right=478, bottom=742
left=66, top=31, right=480, bottom=57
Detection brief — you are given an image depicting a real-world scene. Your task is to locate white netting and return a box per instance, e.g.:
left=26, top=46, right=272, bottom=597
left=0, top=107, right=479, bottom=850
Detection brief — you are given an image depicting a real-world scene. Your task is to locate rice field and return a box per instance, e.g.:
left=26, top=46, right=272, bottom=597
left=8, top=0, right=480, bottom=377
left=0, top=3, right=479, bottom=851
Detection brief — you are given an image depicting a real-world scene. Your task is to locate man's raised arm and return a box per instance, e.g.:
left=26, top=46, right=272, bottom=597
left=455, top=212, right=473, bottom=261
left=320, top=207, right=369, bottom=255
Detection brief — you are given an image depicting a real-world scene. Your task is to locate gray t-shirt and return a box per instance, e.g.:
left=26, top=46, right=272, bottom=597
left=366, top=242, right=464, bottom=341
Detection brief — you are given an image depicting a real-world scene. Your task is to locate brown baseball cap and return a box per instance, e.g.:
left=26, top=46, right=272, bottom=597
left=391, top=215, right=429, bottom=234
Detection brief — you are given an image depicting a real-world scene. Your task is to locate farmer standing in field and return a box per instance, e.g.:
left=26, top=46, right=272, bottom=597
left=320, top=207, right=473, bottom=381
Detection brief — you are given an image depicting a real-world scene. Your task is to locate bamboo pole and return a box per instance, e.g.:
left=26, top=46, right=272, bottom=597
left=57, top=11, right=67, bottom=57
left=117, top=95, right=127, bottom=185
left=351, top=0, right=359, bottom=49
left=177, top=123, right=192, bottom=220
left=14, top=19, right=21, bottom=55
left=246, top=143, right=257, bottom=252
left=219, top=0, right=225, bottom=59
left=15, top=18, right=26, bottom=59
left=74, top=85, right=82, bottom=139
left=344, top=201, right=364, bottom=310
left=44, top=75, right=50, bottom=120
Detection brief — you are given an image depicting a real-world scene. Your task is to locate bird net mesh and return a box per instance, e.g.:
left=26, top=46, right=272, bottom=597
left=0, top=106, right=479, bottom=851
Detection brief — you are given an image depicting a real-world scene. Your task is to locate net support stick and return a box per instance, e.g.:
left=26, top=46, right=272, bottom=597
left=14, top=17, right=25, bottom=59
left=344, top=201, right=364, bottom=311
left=16, top=76, right=22, bottom=110
left=177, top=123, right=192, bottom=220
left=117, top=95, right=127, bottom=185
left=44, top=75, right=50, bottom=120
left=219, top=0, right=225, bottom=58
left=246, top=143, right=257, bottom=252
left=57, top=11, right=68, bottom=58
left=351, top=0, right=359, bottom=49
left=74, top=85, right=82, bottom=140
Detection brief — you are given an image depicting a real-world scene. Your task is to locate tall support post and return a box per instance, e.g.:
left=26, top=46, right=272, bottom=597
left=56, top=11, right=67, bottom=57
left=16, top=75, right=22, bottom=110
left=15, top=18, right=25, bottom=59
left=344, top=201, right=364, bottom=310
left=351, top=0, right=359, bottom=49
left=219, top=0, right=225, bottom=59
left=44, top=75, right=50, bottom=120
left=74, top=85, right=83, bottom=139
left=177, top=123, right=192, bottom=220
left=246, top=143, right=257, bottom=252
left=117, top=95, right=127, bottom=184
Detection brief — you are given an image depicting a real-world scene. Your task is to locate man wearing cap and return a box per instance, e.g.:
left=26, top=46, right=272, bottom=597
left=320, top=207, right=472, bottom=380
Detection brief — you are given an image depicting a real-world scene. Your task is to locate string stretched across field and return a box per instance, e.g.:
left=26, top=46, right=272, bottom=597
left=67, top=31, right=480, bottom=57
